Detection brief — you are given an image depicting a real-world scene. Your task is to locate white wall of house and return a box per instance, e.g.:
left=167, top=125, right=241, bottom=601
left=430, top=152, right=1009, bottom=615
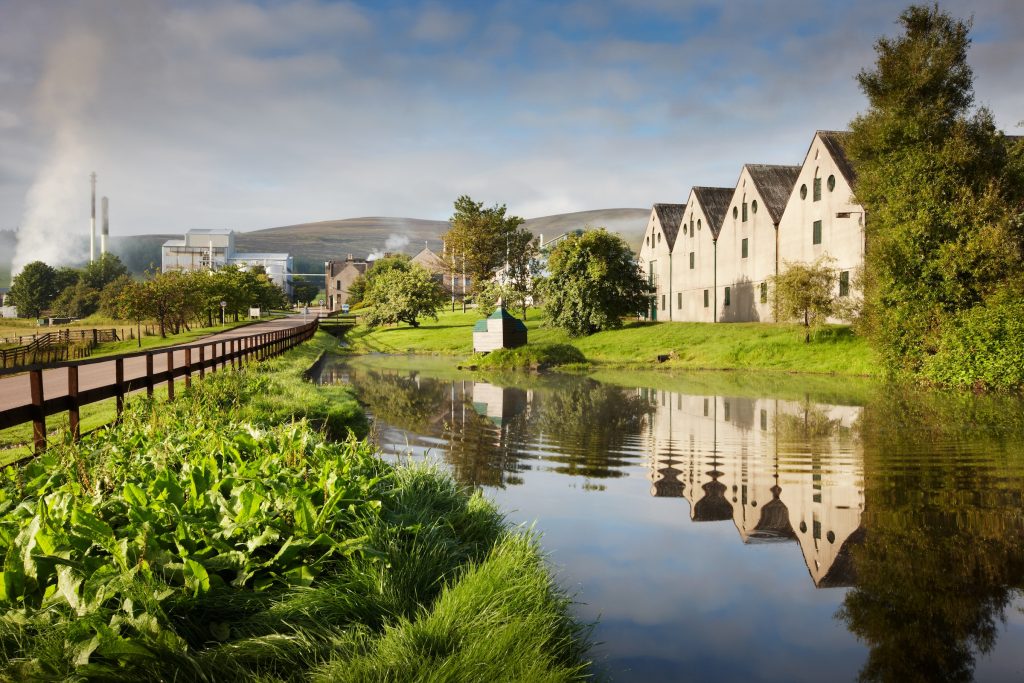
left=715, top=168, right=782, bottom=322
left=777, top=133, right=864, bottom=316
left=637, top=207, right=677, bottom=321
left=672, top=192, right=719, bottom=322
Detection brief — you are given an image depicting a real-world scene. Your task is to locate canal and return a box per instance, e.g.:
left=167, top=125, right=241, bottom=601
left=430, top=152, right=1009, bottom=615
left=319, top=355, right=1024, bottom=682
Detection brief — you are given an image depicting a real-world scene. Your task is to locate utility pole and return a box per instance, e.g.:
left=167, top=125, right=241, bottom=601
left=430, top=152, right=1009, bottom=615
left=89, top=172, right=97, bottom=263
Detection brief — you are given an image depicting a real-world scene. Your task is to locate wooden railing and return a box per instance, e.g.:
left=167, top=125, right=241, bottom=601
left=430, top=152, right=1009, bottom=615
left=0, top=320, right=318, bottom=455
left=0, top=329, right=120, bottom=369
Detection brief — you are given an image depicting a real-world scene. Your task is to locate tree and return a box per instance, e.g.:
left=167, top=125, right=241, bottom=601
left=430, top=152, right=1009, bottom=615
left=292, top=277, right=319, bottom=305
left=7, top=261, right=59, bottom=317
left=848, top=4, right=1024, bottom=377
left=770, top=257, right=844, bottom=342
left=441, top=195, right=529, bottom=296
left=540, top=229, right=651, bottom=337
left=99, top=274, right=136, bottom=318
left=82, top=253, right=129, bottom=290
left=500, top=230, right=540, bottom=319
left=348, top=255, right=412, bottom=306
left=363, top=265, right=447, bottom=328
left=51, top=281, right=100, bottom=319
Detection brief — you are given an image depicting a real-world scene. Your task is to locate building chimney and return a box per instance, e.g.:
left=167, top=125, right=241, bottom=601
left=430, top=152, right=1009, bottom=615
left=346, top=253, right=353, bottom=262
left=100, top=196, right=109, bottom=255
left=89, top=172, right=97, bottom=263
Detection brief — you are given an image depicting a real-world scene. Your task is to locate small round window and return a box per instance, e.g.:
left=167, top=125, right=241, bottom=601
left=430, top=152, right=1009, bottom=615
left=657, top=233, right=661, bottom=243
left=827, top=175, right=836, bottom=191
left=732, top=206, right=738, bottom=219
left=799, top=521, right=807, bottom=533
left=800, top=184, right=808, bottom=199
left=751, top=200, right=758, bottom=214
left=827, top=531, right=836, bottom=544
left=697, top=219, right=702, bottom=231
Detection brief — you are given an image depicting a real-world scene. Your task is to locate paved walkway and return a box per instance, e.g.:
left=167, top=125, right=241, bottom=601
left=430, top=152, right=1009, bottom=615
left=0, top=316, right=312, bottom=416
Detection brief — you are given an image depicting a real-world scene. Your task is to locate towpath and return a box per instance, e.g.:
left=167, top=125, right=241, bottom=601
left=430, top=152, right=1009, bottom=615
left=0, top=315, right=311, bottom=417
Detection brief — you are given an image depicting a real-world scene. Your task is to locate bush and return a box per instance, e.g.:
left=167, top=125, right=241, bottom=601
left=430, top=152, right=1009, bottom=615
left=475, top=343, right=586, bottom=370
left=922, top=298, right=1024, bottom=391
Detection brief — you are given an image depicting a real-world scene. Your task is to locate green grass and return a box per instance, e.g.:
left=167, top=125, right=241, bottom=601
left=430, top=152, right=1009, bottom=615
left=473, top=343, right=587, bottom=371
left=0, top=332, right=591, bottom=681
left=347, top=308, right=879, bottom=376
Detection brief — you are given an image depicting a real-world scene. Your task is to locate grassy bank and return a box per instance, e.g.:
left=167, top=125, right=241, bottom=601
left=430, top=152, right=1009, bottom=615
left=0, top=335, right=591, bottom=680
left=347, top=308, right=878, bottom=376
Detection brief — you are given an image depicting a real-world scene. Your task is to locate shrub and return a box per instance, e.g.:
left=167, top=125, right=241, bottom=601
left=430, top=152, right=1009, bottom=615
left=475, top=343, right=586, bottom=370
left=922, top=298, right=1024, bottom=391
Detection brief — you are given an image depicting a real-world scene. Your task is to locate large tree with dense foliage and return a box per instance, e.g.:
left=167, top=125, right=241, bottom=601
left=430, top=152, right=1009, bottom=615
left=441, top=195, right=531, bottom=296
left=848, top=4, right=1024, bottom=381
left=7, top=261, right=60, bottom=317
left=51, top=281, right=101, bottom=319
left=82, top=253, right=129, bottom=291
left=540, top=228, right=651, bottom=337
left=363, top=265, right=447, bottom=328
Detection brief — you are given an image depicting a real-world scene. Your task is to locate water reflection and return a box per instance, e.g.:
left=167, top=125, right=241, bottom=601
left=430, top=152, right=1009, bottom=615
left=324, top=358, right=1024, bottom=682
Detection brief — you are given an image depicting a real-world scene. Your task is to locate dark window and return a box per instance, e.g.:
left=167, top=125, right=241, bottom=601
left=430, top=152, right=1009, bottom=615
left=800, top=184, right=807, bottom=199
left=741, top=238, right=748, bottom=258
left=661, top=294, right=666, bottom=310
left=703, top=289, right=709, bottom=308
left=827, top=174, right=836, bottom=192
left=646, top=236, right=649, bottom=246
left=690, top=217, right=694, bottom=232
left=724, top=286, right=731, bottom=306
left=689, top=251, right=695, bottom=269
left=733, top=206, right=738, bottom=219
left=813, top=177, right=822, bottom=201
left=752, top=200, right=758, bottom=214
left=697, top=219, right=702, bottom=230
left=677, top=292, right=682, bottom=308
left=724, top=401, right=730, bottom=421
left=813, top=220, right=822, bottom=245
left=683, top=226, right=688, bottom=236
left=839, top=271, right=850, bottom=297
left=813, top=520, right=821, bottom=540
left=742, top=202, right=748, bottom=222
left=657, top=233, right=661, bottom=243
left=760, top=409, right=767, bottom=430
left=703, top=398, right=709, bottom=416
left=760, top=282, right=768, bottom=303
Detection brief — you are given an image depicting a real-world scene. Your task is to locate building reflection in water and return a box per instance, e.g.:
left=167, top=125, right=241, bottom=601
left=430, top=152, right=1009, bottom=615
left=641, top=388, right=864, bottom=588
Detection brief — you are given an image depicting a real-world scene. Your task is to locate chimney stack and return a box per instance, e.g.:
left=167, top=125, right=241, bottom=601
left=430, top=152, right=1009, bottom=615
left=89, top=172, right=97, bottom=263
left=101, top=196, right=109, bottom=256
left=346, top=253, right=353, bottom=262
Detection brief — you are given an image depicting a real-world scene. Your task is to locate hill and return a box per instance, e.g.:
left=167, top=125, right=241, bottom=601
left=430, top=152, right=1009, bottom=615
left=1, top=209, right=651, bottom=282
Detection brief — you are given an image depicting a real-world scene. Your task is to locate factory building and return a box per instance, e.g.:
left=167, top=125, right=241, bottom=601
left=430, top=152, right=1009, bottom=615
left=161, top=228, right=293, bottom=296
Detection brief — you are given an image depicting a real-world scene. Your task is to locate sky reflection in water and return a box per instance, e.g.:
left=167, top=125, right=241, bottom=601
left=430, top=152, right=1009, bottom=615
left=320, top=357, right=1024, bottom=683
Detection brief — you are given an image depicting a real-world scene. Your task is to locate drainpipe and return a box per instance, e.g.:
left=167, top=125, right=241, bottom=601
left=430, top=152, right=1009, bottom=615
left=713, top=239, right=718, bottom=323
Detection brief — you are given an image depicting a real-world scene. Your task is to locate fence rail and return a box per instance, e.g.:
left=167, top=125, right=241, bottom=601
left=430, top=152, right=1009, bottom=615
left=0, top=329, right=120, bottom=369
left=0, top=320, right=318, bottom=455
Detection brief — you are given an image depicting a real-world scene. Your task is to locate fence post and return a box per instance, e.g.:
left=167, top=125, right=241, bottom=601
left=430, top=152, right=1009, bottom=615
left=185, top=347, right=192, bottom=388
left=29, top=369, right=46, bottom=453
left=115, top=358, right=125, bottom=418
left=68, top=365, right=80, bottom=441
left=145, top=353, right=154, bottom=397
left=199, top=345, right=206, bottom=378
left=166, top=350, right=175, bottom=400
left=231, top=339, right=237, bottom=369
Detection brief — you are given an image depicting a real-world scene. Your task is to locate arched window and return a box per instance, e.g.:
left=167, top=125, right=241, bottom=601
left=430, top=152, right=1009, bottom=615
left=827, top=175, right=836, bottom=192
left=751, top=200, right=758, bottom=214
left=813, top=167, right=822, bottom=201
left=697, top=219, right=702, bottom=231
left=732, top=206, right=738, bottom=219
left=800, top=184, right=807, bottom=200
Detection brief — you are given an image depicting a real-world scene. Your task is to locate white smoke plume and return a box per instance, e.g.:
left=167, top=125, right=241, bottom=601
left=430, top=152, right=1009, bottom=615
left=12, top=29, right=105, bottom=274
left=367, top=233, right=410, bottom=260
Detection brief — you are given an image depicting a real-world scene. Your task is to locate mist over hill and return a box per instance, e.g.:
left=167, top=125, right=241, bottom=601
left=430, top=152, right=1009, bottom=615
left=0, top=209, right=650, bottom=283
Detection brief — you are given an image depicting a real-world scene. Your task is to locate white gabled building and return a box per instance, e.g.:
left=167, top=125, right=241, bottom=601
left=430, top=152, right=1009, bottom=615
left=672, top=187, right=732, bottom=322
left=715, top=165, right=801, bottom=322
left=777, top=131, right=864, bottom=309
left=637, top=203, right=685, bottom=320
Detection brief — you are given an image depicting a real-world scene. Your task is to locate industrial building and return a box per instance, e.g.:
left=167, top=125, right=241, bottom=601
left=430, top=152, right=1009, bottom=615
left=161, top=228, right=293, bottom=296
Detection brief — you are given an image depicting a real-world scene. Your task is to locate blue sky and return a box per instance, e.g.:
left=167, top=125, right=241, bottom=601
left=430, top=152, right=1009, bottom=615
left=1, top=0, right=1022, bottom=264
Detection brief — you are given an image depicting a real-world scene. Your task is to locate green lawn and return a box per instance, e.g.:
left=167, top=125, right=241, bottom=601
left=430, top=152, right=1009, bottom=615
left=346, top=308, right=879, bottom=376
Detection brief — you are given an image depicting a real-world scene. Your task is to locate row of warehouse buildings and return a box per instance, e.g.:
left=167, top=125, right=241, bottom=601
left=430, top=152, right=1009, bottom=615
left=638, top=130, right=864, bottom=322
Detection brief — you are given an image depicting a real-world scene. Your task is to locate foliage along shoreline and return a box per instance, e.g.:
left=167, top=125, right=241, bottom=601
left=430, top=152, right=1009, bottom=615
left=0, top=332, right=593, bottom=681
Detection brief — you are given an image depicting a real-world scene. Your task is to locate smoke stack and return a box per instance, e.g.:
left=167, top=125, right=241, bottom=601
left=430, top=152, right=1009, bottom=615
left=89, top=172, right=97, bottom=263
left=101, top=196, right=109, bottom=255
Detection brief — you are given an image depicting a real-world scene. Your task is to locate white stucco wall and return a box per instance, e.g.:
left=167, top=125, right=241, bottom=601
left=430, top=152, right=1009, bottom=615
left=777, top=134, right=865, bottom=319
left=672, top=192, right=718, bottom=322
left=637, top=208, right=676, bottom=321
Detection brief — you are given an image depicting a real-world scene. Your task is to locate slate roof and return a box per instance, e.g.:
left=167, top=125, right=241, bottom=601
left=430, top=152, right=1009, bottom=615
left=746, top=164, right=802, bottom=224
left=816, top=130, right=857, bottom=186
left=652, top=203, right=686, bottom=251
left=690, top=187, right=734, bottom=239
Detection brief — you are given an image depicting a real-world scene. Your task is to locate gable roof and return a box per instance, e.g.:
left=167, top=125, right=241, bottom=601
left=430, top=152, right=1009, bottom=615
left=652, top=203, right=686, bottom=251
left=746, top=164, right=801, bottom=224
left=690, top=187, right=734, bottom=239
left=816, top=130, right=856, bottom=186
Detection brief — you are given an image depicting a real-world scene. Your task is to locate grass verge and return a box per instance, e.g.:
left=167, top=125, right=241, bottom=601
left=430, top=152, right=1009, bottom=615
left=348, top=308, right=878, bottom=376
left=0, top=335, right=591, bottom=681
left=471, top=343, right=588, bottom=371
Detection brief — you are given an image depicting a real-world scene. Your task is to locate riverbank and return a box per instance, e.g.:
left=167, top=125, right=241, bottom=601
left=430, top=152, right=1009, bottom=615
left=0, top=332, right=592, bottom=680
left=345, top=308, right=878, bottom=376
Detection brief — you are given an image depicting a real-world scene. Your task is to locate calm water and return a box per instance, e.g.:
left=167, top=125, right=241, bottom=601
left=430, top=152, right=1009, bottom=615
left=319, top=356, right=1024, bottom=683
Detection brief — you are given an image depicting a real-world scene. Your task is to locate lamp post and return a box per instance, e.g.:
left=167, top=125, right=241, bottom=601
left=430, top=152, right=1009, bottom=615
left=220, top=300, right=226, bottom=326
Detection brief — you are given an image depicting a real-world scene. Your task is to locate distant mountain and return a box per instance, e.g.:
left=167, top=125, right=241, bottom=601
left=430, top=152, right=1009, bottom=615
left=1, top=209, right=651, bottom=281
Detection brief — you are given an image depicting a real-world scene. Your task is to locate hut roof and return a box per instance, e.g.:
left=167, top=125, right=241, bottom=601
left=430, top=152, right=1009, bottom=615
left=746, top=164, right=802, bottom=224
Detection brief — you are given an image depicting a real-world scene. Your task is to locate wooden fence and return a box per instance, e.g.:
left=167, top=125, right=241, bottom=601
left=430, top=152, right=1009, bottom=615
left=0, top=329, right=120, bottom=369
left=0, top=320, right=318, bottom=455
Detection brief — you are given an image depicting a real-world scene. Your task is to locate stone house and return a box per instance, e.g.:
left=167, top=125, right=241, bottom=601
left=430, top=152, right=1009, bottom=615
left=411, top=244, right=471, bottom=295
left=324, top=255, right=367, bottom=311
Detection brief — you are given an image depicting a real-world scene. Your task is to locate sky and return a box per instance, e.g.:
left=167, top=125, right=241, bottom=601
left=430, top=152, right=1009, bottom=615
left=1, top=0, right=1022, bottom=266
